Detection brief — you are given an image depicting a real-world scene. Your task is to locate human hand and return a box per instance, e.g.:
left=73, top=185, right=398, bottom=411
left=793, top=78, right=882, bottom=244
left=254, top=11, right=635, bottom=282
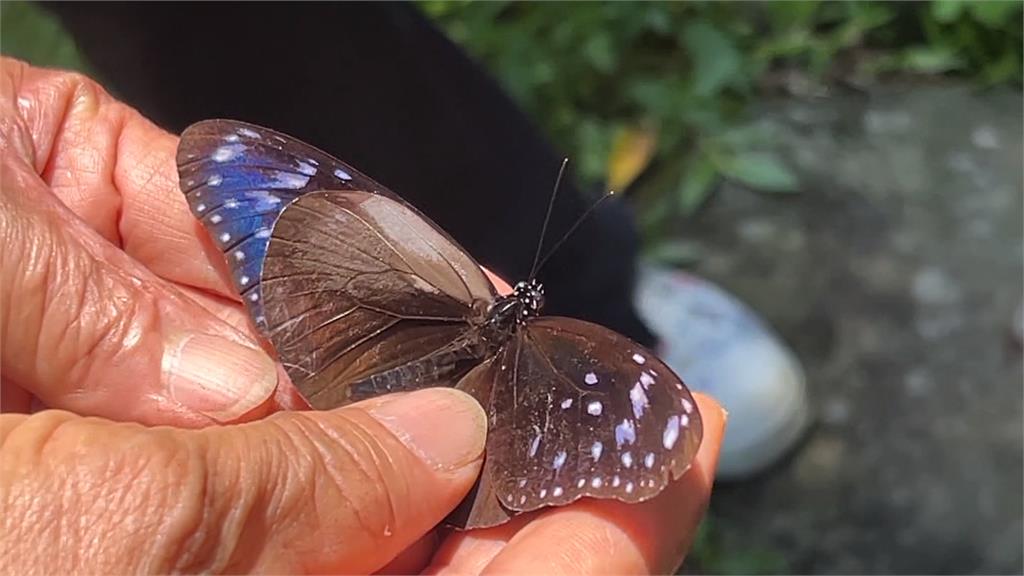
left=0, top=58, right=725, bottom=573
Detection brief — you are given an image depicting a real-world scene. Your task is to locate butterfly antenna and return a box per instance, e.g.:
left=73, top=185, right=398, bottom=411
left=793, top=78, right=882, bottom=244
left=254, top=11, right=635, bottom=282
left=534, top=190, right=616, bottom=275
left=529, top=158, right=569, bottom=280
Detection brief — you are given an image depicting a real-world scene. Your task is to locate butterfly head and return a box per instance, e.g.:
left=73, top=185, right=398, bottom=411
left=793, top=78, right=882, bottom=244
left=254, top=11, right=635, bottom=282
left=513, top=279, right=545, bottom=319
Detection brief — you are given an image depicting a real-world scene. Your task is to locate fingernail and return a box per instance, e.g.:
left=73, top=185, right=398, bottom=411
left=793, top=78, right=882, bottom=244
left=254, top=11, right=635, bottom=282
left=164, top=333, right=278, bottom=422
left=368, top=388, right=487, bottom=472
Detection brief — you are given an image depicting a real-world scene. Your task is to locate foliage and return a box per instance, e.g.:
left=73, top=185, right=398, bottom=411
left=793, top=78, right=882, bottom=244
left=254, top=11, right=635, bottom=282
left=689, top=517, right=790, bottom=575
left=0, top=1, right=88, bottom=73
left=421, top=1, right=1023, bottom=247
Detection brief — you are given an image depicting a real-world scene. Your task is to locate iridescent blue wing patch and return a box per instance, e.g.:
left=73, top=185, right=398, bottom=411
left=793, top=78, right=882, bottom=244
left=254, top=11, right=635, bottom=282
left=176, top=120, right=397, bottom=329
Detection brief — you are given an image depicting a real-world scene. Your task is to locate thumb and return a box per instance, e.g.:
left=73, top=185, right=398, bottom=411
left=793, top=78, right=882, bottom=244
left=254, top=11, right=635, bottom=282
left=0, top=388, right=486, bottom=574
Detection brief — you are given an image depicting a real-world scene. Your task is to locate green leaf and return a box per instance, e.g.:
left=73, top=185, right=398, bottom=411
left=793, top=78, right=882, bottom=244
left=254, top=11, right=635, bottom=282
left=582, top=33, right=616, bottom=74
left=968, top=0, right=1023, bottom=28
left=931, top=0, right=968, bottom=24
left=681, top=21, right=743, bottom=97
left=677, top=155, right=718, bottom=214
left=764, top=1, right=821, bottom=30
left=900, top=45, right=965, bottom=74
left=718, top=151, right=800, bottom=193
left=0, top=2, right=89, bottom=72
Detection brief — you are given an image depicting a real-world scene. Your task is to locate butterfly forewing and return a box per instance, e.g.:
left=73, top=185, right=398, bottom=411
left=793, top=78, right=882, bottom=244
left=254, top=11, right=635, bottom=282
left=488, top=317, right=702, bottom=512
left=176, top=120, right=399, bottom=331
left=262, top=190, right=495, bottom=407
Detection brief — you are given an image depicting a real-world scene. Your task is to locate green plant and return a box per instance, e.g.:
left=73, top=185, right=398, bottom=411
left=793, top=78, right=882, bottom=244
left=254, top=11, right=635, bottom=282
left=1, top=1, right=88, bottom=73
left=421, top=1, right=1022, bottom=252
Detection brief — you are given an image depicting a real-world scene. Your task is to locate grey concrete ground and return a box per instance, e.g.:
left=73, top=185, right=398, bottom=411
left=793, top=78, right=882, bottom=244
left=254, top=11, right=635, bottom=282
left=673, top=84, right=1022, bottom=574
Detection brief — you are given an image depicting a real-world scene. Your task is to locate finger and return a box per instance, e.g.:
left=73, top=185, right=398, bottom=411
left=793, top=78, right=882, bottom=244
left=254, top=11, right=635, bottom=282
left=483, top=268, right=513, bottom=296
left=430, top=393, right=725, bottom=575
left=0, top=388, right=486, bottom=574
left=3, top=57, right=235, bottom=298
left=0, top=154, right=278, bottom=426
left=377, top=531, right=439, bottom=575
left=427, top=514, right=534, bottom=575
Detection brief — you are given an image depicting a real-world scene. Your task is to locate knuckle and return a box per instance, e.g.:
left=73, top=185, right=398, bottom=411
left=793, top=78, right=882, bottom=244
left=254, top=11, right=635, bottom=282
left=4, top=201, right=158, bottom=395
left=1, top=413, right=204, bottom=573
left=0, top=170, right=163, bottom=399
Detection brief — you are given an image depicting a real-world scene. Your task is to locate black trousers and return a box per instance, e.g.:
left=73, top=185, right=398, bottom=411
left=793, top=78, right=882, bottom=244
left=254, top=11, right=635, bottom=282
left=47, top=2, right=655, bottom=347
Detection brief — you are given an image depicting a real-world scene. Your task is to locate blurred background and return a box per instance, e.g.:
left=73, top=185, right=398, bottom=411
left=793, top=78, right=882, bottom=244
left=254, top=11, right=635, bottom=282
left=3, top=1, right=1022, bottom=573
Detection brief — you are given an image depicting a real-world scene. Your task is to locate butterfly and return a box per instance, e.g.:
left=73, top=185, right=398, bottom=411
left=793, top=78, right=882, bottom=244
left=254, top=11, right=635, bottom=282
left=176, top=119, right=702, bottom=529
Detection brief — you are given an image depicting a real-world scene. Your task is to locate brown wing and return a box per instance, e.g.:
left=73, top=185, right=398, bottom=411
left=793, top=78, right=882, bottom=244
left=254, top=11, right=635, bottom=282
left=488, top=317, right=703, bottom=512
left=262, top=190, right=497, bottom=408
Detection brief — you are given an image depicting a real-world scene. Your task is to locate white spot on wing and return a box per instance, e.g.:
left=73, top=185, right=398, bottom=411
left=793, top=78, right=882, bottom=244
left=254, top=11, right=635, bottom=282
left=553, top=486, right=564, bottom=497
left=539, top=488, right=547, bottom=498
left=644, top=452, right=656, bottom=469
left=219, top=232, right=231, bottom=243
left=334, top=167, right=353, bottom=181
left=584, top=372, right=598, bottom=385
left=269, top=171, right=309, bottom=189
left=640, top=371, right=655, bottom=388
left=561, top=398, right=573, bottom=409
left=632, top=353, right=646, bottom=365
left=249, top=292, right=259, bottom=302
left=621, top=451, right=634, bottom=468
left=681, top=414, right=690, bottom=428
left=587, top=400, right=603, bottom=416
left=615, top=419, right=636, bottom=447
left=237, top=127, right=260, bottom=139
left=681, top=398, right=694, bottom=413
left=528, top=431, right=541, bottom=458
left=577, top=478, right=586, bottom=488
left=612, top=475, right=621, bottom=487
left=196, top=203, right=207, bottom=213
left=629, top=382, right=649, bottom=419
left=224, top=199, right=239, bottom=209
left=552, top=450, right=567, bottom=470
left=591, top=477, right=603, bottom=488
left=239, top=275, right=250, bottom=286
left=590, top=441, right=603, bottom=462
left=663, top=415, right=680, bottom=450
left=246, top=189, right=283, bottom=209
left=207, top=174, right=223, bottom=187
left=212, top=143, right=245, bottom=162
left=209, top=214, right=223, bottom=224
left=233, top=250, right=245, bottom=261
left=296, top=160, right=317, bottom=176
left=625, top=481, right=635, bottom=494
left=255, top=227, right=272, bottom=239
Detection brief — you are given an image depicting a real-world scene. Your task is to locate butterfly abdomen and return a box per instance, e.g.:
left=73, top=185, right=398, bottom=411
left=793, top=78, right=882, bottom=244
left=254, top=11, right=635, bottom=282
left=346, top=338, right=487, bottom=402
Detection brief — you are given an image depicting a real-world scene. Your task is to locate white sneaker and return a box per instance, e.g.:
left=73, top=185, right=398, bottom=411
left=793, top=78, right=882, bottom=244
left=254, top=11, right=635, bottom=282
left=634, top=263, right=812, bottom=480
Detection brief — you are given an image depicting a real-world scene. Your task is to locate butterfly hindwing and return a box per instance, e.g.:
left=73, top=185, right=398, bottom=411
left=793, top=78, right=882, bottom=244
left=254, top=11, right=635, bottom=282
left=176, top=119, right=396, bottom=330
left=488, top=317, right=702, bottom=512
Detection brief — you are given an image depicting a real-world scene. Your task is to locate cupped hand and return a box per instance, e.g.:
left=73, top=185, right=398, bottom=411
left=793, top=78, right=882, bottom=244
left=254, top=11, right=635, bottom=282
left=0, top=58, right=725, bottom=573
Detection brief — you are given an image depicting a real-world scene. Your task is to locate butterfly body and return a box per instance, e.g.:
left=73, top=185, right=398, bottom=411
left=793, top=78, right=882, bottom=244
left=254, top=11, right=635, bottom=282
left=177, top=120, right=702, bottom=529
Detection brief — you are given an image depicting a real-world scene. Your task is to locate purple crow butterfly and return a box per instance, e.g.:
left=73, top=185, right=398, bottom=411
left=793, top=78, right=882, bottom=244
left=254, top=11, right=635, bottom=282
left=176, top=119, right=702, bottom=529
